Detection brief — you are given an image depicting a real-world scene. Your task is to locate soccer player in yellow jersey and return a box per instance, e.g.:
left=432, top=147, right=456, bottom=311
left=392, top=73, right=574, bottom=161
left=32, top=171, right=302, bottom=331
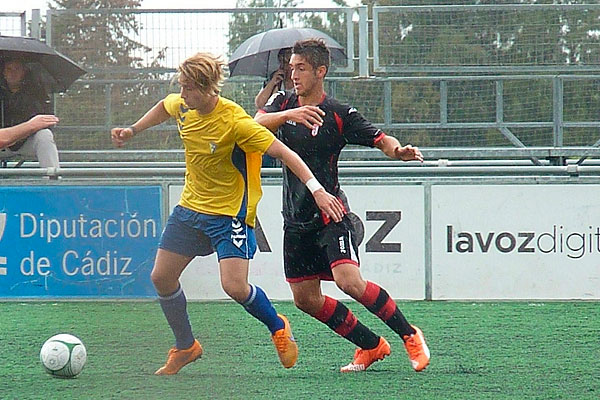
left=111, top=52, right=344, bottom=375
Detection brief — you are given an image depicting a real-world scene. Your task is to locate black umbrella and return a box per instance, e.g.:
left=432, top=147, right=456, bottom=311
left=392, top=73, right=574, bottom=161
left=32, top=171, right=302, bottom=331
left=0, top=35, right=86, bottom=93
left=228, top=27, right=347, bottom=77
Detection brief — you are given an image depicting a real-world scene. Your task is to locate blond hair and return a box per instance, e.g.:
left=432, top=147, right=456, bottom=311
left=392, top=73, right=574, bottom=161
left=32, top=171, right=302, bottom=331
left=178, top=53, right=225, bottom=96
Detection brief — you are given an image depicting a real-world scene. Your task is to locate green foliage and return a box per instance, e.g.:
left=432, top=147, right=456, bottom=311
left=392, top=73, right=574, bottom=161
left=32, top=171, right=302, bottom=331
left=49, top=0, right=147, bottom=76
left=227, top=0, right=350, bottom=62
left=47, top=0, right=174, bottom=149
left=33, top=3, right=600, bottom=152
left=362, top=0, right=600, bottom=147
left=227, top=0, right=299, bottom=58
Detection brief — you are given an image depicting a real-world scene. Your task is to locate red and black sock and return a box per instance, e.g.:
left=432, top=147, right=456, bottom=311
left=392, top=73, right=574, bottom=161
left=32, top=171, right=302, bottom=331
left=315, top=296, right=380, bottom=350
left=359, top=281, right=416, bottom=339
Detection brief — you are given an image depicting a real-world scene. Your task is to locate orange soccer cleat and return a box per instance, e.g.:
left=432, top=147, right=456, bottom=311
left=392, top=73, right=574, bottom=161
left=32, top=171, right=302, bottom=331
left=340, top=337, right=391, bottom=372
left=154, top=339, right=203, bottom=375
left=271, top=314, right=298, bottom=368
left=403, top=325, right=430, bottom=372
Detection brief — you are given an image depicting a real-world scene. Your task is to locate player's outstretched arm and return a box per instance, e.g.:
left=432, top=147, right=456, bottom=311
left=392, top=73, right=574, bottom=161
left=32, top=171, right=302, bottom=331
left=375, top=134, right=424, bottom=162
left=110, top=100, right=170, bottom=148
left=254, top=106, right=325, bottom=132
left=265, top=138, right=344, bottom=222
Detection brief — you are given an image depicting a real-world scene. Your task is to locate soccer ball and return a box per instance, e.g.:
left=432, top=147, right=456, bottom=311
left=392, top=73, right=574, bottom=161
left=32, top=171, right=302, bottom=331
left=40, top=334, right=87, bottom=378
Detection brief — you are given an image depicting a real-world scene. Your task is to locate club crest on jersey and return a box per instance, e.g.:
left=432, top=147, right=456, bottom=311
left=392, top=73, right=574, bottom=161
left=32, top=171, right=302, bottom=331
left=209, top=142, right=217, bottom=154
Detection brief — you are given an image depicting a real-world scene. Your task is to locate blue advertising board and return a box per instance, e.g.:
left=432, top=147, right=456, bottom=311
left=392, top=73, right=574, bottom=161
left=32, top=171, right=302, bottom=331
left=0, top=186, right=162, bottom=298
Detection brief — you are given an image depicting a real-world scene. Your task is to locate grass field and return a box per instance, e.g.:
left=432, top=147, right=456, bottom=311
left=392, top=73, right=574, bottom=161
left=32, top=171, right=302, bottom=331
left=0, top=301, right=598, bottom=400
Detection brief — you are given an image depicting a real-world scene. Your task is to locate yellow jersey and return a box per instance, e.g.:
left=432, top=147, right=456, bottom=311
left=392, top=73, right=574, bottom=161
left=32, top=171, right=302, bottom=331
left=163, top=94, right=275, bottom=227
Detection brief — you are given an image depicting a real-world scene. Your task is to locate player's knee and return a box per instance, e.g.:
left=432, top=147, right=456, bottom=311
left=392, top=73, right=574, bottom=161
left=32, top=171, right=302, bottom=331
left=221, top=280, right=247, bottom=303
left=150, top=268, right=163, bottom=288
left=293, top=295, right=320, bottom=315
left=335, top=277, right=363, bottom=299
left=150, top=268, right=171, bottom=293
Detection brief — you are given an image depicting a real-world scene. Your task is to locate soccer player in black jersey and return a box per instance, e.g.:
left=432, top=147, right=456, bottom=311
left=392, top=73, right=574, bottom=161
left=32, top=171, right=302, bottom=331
left=255, top=39, right=430, bottom=372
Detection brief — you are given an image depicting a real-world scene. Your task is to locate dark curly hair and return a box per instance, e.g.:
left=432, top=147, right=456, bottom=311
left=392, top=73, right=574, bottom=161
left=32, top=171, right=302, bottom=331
left=292, top=38, right=330, bottom=74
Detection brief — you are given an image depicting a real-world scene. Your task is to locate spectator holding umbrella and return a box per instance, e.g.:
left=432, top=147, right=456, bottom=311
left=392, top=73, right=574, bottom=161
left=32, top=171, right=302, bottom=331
left=0, top=57, right=59, bottom=168
left=0, top=35, right=86, bottom=169
left=254, top=48, right=293, bottom=110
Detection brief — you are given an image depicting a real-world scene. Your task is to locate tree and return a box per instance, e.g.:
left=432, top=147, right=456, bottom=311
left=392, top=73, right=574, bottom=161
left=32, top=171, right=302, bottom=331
left=227, top=0, right=350, bottom=61
left=48, top=0, right=157, bottom=77
left=228, top=0, right=298, bottom=59
left=359, top=0, right=600, bottom=147
left=48, top=0, right=173, bottom=151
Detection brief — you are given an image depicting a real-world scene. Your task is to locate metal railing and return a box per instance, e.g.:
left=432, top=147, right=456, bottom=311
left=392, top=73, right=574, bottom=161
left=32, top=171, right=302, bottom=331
left=46, top=7, right=357, bottom=75
left=372, top=4, right=600, bottom=74
left=0, top=11, right=26, bottom=37
left=2, top=5, right=600, bottom=164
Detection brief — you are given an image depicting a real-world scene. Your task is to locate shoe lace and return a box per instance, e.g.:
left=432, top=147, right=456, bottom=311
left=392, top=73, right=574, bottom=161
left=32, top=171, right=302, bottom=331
left=166, top=347, right=181, bottom=359
left=355, top=347, right=379, bottom=365
left=272, top=330, right=288, bottom=352
left=404, top=335, right=423, bottom=358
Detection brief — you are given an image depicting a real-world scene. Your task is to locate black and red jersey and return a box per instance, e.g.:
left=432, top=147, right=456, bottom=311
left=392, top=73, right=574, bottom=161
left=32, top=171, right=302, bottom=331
left=260, top=91, right=385, bottom=231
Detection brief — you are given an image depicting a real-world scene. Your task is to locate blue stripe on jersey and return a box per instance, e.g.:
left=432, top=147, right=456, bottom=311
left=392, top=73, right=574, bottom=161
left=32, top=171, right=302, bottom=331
left=231, top=145, right=248, bottom=221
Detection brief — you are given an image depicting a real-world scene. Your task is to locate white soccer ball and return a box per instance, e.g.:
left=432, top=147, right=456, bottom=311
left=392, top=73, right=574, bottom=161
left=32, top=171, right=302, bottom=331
left=40, top=334, right=87, bottom=378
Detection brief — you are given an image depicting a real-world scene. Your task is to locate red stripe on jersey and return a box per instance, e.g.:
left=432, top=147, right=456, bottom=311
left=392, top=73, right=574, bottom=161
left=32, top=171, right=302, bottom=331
left=373, top=132, right=386, bottom=145
left=331, top=259, right=359, bottom=269
left=335, top=310, right=358, bottom=336
left=315, top=296, right=337, bottom=323
left=333, top=112, right=343, bottom=134
left=280, top=99, right=289, bottom=111
left=358, top=281, right=380, bottom=306
left=377, top=297, right=397, bottom=321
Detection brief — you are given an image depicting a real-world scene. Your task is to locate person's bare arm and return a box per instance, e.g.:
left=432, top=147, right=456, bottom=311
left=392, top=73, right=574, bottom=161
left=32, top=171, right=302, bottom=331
left=254, top=70, right=284, bottom=109
left=375, top=134, right=424, bottom=162
left=110, top=100, right=170, bottom=147
left=0, top=115, right=59, bottom=148
left=254, top=106, right=325, bottom=132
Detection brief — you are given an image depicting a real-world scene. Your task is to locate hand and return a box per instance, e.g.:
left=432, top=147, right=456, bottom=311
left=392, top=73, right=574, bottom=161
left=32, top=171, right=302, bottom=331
left=269, top=69, right=285, bottom=86
left=111, top=127, right=134, bottom=148
left=29, top=114, right=59, bottom=131
left=313, top=189, right=345, bottom=223
left=285, top=106, right=325, bottom=130
left=394, top=144, right=424, bottom=162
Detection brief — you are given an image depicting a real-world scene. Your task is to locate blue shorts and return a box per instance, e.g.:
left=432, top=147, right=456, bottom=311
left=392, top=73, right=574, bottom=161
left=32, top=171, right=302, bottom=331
left=158, top=205, right=257, bottom=260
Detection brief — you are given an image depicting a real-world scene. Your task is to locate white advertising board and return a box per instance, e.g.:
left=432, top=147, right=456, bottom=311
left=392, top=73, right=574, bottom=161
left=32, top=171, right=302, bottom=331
left=431, top=184, right=600, bottom=300
left=170, top=184, right=425, bottom=300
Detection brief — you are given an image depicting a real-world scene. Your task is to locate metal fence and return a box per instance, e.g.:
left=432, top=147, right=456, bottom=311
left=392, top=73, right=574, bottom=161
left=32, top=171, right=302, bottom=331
left=51, top=74, right=600, bottom=161
left=373, top=4, right=600, bottom=74
left=46, top=7, right=356, bottom=74
left=0, top=12, right=26, bottom=37
left=2, top=5, right=600, bottom=163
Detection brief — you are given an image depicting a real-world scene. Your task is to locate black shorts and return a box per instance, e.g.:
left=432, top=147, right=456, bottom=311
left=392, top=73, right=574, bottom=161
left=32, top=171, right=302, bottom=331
left=284, top=216, right=360, bottom=283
